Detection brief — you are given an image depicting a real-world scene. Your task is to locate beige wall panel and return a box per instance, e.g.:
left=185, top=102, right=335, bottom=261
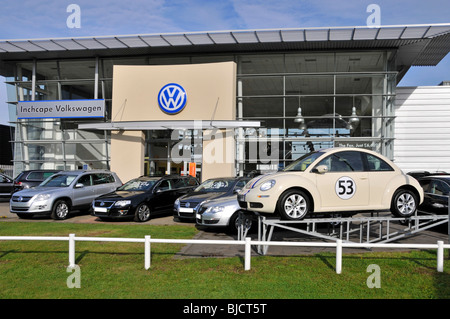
left=201, top=129, right=235, bottom=181
left=110, top=62, right=237, bottom=182
left=111, top=62, right=236, bottom=121
left=110, top=130, right=145, bottom=183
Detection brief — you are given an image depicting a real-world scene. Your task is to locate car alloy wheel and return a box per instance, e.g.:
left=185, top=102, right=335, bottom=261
left=135, top=204, right=151, bottom=222
left=278, top=190, right=310, bottom=220
left=52, top=200, right=70, bottom=220
left=391, top=189, right=417, bottom=218
left=231, top=211, right=253, bottom=234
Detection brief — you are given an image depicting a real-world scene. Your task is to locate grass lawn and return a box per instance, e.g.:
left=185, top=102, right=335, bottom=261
left=0, top=221, right=449, bottom=299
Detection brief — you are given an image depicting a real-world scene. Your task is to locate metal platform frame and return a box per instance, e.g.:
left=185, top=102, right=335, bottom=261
left=238, top=210, right=449, bottom=255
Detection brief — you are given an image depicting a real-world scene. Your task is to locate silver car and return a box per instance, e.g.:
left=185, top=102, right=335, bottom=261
left=10, top=170, right=122, bottom=220
left=195, top=195, right=254, bottom=233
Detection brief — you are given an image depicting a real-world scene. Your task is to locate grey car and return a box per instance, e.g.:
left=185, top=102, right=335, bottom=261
left=195, top=195, right=254, bottom=233
left=10, top=170, right=122, bottom=220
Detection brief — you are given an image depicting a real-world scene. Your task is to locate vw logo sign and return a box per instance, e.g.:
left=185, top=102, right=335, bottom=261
left=158, top=83, right=187, bottom=114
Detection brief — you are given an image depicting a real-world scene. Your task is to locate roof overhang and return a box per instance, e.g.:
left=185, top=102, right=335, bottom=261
left=78, top=120, right=261, bottom=131
left=0, top=24, right=449, bottom=74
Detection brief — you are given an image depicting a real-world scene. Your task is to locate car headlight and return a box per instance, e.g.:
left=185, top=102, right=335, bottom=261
left=34, top=194, right=51, bottom=202
left=115, top=200, right=131, bottom=207
left=174, top=198, right=180, bottom=207
left=205, top=206, right=225, bottom=214
left=260, top=180, right=276, bottom=191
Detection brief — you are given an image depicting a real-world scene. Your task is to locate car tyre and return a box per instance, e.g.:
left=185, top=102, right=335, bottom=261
left=391, top=189, right=418, bottom=218
left=277, top=189, right=310, bottom=220
left=228, top=211, right=253, bottom=234
left=51, top=200, right=70, bottom=220
left=134, top=203, right=151, bottom=222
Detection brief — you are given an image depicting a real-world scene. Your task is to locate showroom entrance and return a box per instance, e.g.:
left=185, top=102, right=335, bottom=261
left=144, top=129, right=203, bottom=180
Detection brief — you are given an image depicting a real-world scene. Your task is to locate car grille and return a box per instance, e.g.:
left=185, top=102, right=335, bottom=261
left=93, top=200, right=115, bottom=208
left=11, top=196, right=33, bottom=203
left=11, top=206, right=29, bottom=211
left=180, top=201, right=201, bottom=208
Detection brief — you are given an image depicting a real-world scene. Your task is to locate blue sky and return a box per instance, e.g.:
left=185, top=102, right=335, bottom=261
left=1, top=0, right=449, bottom=125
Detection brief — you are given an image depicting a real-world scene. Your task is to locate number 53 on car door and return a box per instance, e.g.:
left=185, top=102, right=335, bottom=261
left=335, top=176, right=356, bottom=200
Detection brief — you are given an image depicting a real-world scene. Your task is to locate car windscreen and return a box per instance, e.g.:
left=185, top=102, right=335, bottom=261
left=284, top=151, right=324, bottom=172
left=118, top=179, right=158, bottom=191
left=194, top=179, right=234, bottom=192
left=39, top=174, right=77, bottom=187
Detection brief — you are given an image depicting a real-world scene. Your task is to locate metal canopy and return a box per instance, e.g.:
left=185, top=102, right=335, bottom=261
left=1, top=23, right=450, bottom=69
left=78, top=120, right=261, bottom=131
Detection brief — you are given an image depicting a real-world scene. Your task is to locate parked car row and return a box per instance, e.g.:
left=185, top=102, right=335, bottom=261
left=92, top=175, right=199, bottom=222
left=8, top=169, right=256, bottom=233
left=0, top=169, right=62, bottom=198
left=6, top=148, right=449, bottom=234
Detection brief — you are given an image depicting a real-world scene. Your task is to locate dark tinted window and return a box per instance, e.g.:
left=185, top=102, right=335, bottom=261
left=317, top=151, right=364, bottom=172
left=92, top=173, right=114, bottom=185
left=158, top=180, right=172, bottom=191
left=235, top=179, right=250, bottom=190
left=173, top=178, right=187, bottom=188
left=430, top=180, right=450, bottom=195
left=77, top=174, right=93, bottom=186
left=419, top=179, right=431, bottom=192
left=187, top=177, right=199, bottom=186
left=27, top=172, right=44, bottom=180
left=365, top=154, right=394, bottom=171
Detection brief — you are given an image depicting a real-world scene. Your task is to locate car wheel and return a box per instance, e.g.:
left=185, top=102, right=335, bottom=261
left=391, top=189, right=418, bottom=218
left=277, top=190, right=310, bottom=220
left=134, top=203, right=151, bottom=222
left=229, top=211, right=253, bottom=234
left=51, top=200, right=70, bottom=220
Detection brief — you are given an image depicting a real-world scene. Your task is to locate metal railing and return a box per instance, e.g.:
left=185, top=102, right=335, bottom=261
left=0, top=234, right=448, bottom=273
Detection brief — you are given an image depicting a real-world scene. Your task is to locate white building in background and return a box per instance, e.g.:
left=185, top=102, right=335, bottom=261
left=395, top=82, right=450, bottom=173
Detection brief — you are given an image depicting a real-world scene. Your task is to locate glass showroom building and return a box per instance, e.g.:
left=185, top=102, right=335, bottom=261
left=1, top=24, right=449, bottom=182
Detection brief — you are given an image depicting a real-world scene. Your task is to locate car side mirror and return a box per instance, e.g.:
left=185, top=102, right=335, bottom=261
left=234, top=188, right=242, bottom=194
left=74, top=183, right=84, bottom=188
left=313, top=165, right=329, bottom=174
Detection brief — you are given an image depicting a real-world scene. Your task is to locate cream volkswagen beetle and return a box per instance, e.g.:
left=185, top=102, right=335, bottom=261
left=238, top=148, right=423, bottom=220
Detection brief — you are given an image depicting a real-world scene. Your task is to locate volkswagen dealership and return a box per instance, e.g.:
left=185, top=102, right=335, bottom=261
left=0, top=23, right=449, bottom=183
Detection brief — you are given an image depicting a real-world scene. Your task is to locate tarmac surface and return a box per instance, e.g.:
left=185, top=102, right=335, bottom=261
left=1, top=199, right=448, bottom=258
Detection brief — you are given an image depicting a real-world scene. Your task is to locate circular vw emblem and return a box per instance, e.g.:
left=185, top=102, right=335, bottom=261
left=185, top=202, right=190, bottom=208
left=158, top=83, right=187, bottom=114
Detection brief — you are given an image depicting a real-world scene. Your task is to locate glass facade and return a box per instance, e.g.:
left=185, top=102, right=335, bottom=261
left=236, top=51, right=396, bottom=175
left=5, top=50, right=396, bottom=177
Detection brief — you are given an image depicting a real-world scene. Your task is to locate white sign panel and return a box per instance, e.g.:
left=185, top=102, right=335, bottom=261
left=17, top=99, right=105, bottom=119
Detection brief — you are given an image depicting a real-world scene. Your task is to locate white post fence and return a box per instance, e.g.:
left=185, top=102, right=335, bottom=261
left=0, top=234, right=448, bottom=273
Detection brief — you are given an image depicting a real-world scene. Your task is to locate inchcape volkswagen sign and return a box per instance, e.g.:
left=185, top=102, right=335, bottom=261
left=17, top=99, right=105, bottom=119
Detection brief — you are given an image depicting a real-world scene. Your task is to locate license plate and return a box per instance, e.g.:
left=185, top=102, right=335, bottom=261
left=94, top=207, right=108, bottom=213
left=179, top=208, right=194, bottom=213
left=196, top=213, right=201, bottom=220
